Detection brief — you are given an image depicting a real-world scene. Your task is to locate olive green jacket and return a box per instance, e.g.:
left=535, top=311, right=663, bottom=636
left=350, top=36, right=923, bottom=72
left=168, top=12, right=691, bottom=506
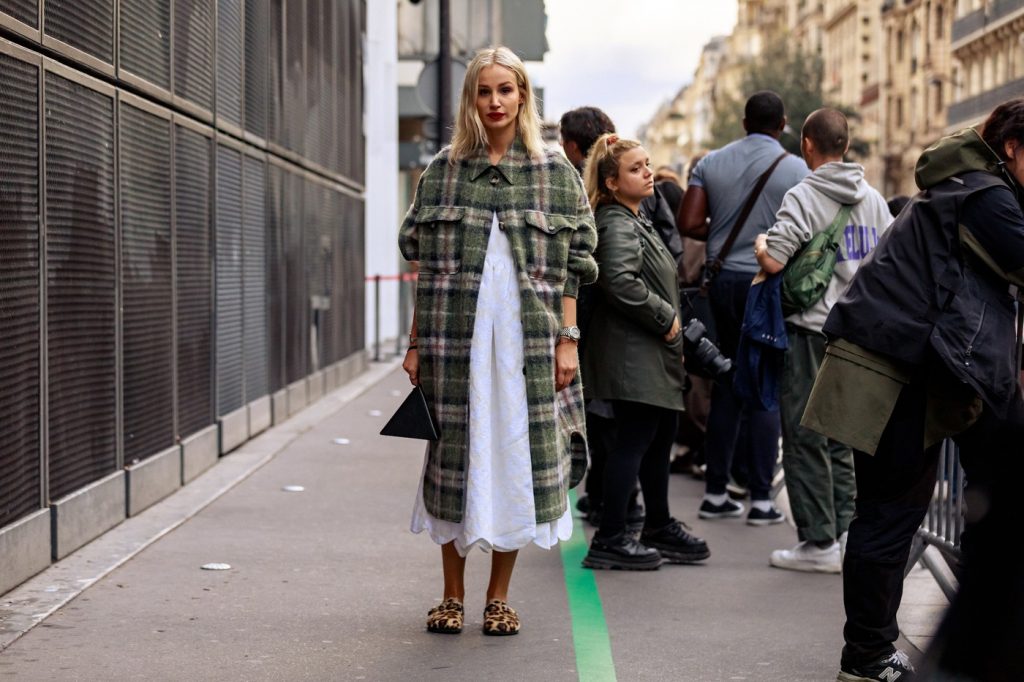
left=398, top=138, right=599, bottom=524
left=582, top=203, right=686, bottom=411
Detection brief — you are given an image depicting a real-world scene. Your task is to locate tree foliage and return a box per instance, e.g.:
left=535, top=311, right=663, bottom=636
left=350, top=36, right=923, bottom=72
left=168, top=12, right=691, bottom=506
left=707, top=42, right=868, bottom=159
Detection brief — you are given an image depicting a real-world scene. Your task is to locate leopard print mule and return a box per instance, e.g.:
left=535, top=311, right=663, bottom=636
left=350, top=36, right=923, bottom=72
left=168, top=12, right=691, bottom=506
left=482, top=599, right=520, bottom=636
left=426, top=598, right=464, bottom=634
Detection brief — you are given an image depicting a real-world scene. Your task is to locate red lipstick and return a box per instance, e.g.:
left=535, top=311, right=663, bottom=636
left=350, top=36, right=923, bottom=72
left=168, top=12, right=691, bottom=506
left=487, top=112, right=505, bottom=121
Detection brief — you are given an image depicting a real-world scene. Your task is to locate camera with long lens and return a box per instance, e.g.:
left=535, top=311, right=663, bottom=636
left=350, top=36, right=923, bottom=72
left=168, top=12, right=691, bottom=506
left=682, top=318, right=733, bottom=377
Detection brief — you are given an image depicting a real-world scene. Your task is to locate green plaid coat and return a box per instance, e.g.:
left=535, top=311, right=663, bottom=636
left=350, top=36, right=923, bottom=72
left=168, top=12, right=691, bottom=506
left=398, top=138, right=598, bottom=523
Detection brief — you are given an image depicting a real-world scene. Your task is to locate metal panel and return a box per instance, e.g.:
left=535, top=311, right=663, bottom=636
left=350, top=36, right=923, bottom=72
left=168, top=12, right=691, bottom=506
left=175, top=124, right=214, bottom=437
left=0, top=53, right=41, bottom=528
left=242, top=155, right=267, bottom=401
left=266, top=162, right=285, bottom=392
left=283, top=0, right=304, bottom=154
left=45, top=70, right=117, bottom=500
left=121, top=102, right=174, bottom=464
left=305, top=179, right=324, bottom=370
left=120, top=0, right=172, bottom=90
left=267, top=0, right=283, bottom=146
left=173, top=0, right=215, bottom=113
left=244, top=0, right=268, bottom=139
left=216, top=0, right=243, bottom=127
left=215, top=143, right=244, bottom=415
left=319, top=0, right=335, bottom=172
left=0, top=0, right=38, bottom=27
left=284, top=168, right=306, bottom=382
left=349, top=192, right=365, bottom=355
left=304, top=0, right=323, bottom=165
left=43, top=0, right=115, bottom=65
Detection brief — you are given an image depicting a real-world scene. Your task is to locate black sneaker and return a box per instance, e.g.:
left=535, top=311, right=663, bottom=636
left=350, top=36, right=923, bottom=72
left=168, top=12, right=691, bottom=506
left=582, top=533, right=663, bottom=570
left=641, top=518, right=710, bottom=563
left=698, top=498, right=745, bottom=519
left=746, top=505, right=785, bottom=526
left=838, top=650, right=915, bottom=681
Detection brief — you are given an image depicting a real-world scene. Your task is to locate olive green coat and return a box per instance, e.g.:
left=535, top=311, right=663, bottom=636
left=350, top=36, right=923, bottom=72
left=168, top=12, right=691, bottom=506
left=398, top=139, right=599, bottom=524
left=582, top=203, right=686, bottom=411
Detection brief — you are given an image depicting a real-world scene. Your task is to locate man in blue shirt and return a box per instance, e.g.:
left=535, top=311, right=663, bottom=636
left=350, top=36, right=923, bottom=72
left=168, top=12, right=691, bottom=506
left=678, top=91, right=809, bottom=525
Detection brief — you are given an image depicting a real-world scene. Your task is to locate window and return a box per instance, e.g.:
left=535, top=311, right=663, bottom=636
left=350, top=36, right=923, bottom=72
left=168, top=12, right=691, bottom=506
left=935, top=4, right=944, bottom=39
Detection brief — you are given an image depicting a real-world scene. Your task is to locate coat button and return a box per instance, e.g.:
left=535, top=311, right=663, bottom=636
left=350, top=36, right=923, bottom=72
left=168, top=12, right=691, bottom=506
left=490, top=175, right=499, bottom=185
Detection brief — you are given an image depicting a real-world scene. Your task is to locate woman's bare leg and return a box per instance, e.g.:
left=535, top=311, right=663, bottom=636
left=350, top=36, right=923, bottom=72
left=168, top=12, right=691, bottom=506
left=441, top=541, right=467, bottom=601
left=486, top=550, right=519, bottom=602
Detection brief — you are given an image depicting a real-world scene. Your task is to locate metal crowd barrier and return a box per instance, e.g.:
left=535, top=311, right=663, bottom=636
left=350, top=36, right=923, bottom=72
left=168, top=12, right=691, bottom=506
left=370, top=272, right=418, bottom=362
left=905, top=439, right=964, bottom=601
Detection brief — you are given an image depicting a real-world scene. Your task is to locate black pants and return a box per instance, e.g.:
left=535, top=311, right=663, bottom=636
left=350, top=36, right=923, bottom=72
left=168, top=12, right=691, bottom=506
left=923, top=390, right=1024, bottom=679
left=705, top=270, right=780, bottom=500
left=583, top=410, right=615, bottom=506
left=596, top=400, right=677, bottom=538
left=843, top=376, right=1024, bottom=672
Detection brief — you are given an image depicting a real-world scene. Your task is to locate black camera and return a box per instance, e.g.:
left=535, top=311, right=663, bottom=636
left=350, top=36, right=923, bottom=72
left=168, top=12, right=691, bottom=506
left=682, top=318, right=733, bottom=377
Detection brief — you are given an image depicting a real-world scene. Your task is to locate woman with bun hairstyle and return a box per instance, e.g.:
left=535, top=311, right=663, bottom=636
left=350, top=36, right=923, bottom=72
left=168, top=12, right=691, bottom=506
left=580, top=134, right=711, bottom=571
left=398, top=46, right=598, bottom=636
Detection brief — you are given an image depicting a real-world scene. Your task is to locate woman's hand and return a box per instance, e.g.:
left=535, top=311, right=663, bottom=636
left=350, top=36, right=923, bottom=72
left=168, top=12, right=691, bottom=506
left=664, top=315, right=682, bottom=342
left=554, top=340, right=578, bottom=391
left=403, top=347, right=420, bottom=386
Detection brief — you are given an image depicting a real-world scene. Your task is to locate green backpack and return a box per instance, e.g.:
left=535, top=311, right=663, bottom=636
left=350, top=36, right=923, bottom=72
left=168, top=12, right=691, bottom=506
left=780, top=204, right=853, bottom=316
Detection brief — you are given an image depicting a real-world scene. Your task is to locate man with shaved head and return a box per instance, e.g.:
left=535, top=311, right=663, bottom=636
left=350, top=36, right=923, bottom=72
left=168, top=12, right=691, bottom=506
left=754, top=108, right=892, bottom=574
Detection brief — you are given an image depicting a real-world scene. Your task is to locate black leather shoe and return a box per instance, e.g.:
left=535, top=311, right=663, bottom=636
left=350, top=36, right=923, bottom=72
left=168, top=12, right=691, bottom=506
left=641, top=518, right=710, bottom=563
left=582, top=533, right=663, bottom=570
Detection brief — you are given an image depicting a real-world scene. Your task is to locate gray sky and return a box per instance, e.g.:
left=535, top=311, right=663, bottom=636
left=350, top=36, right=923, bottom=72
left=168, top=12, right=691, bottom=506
left=531, top=0, right=738, bottom=137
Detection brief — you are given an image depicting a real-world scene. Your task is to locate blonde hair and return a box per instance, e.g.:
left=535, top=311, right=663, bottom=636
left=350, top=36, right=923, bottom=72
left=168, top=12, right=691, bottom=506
left=582, top=134, right=643, bottom=209
left=449, top=46, right=544, bottom=162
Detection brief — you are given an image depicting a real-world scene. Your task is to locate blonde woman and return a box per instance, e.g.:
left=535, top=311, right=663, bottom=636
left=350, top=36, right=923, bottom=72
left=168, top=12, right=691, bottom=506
left=398, top=46, right=597, bottom=636
left=580, top=134, right=710, bottom=570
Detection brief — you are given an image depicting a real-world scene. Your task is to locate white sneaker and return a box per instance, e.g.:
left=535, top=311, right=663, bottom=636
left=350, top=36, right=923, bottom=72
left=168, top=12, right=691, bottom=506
left=769, top=541, right=841, bottom=574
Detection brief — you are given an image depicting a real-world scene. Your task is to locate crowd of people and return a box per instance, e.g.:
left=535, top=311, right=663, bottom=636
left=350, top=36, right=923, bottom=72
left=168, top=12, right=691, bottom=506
left=397, top=44, right=1024, bottom=680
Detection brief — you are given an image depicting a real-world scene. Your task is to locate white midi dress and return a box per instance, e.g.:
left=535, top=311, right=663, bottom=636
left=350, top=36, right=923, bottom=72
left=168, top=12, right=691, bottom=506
left=411, top=213, right=573, bottom=557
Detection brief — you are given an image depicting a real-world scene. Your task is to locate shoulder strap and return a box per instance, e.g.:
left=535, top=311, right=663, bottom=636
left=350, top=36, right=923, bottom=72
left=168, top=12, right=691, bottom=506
left=825, top=204, right=854, bottom=241
left=700, top=151, right=788, bottom=294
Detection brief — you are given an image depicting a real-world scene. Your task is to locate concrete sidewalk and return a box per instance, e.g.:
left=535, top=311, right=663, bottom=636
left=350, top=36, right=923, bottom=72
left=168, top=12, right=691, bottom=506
left=0, top=365, right=946, bottom=681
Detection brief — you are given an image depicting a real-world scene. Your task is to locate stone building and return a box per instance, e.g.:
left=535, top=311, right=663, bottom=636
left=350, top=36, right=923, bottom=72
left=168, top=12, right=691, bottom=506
left=880, top=0, right=955, bottom=196
left=948, top=0, right=1024, bottom=131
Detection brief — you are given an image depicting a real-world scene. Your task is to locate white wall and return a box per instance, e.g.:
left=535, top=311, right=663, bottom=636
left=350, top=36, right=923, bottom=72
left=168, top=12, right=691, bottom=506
left=364, top=0, right=401, bottom=353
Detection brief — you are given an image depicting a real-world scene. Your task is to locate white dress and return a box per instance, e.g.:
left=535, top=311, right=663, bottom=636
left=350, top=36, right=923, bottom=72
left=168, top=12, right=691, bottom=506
left=411, top=213, right=573, bottom=556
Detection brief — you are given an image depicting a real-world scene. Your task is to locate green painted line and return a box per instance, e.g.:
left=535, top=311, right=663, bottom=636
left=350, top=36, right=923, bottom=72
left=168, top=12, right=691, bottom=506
left=560, top=489, right=617, bottom=682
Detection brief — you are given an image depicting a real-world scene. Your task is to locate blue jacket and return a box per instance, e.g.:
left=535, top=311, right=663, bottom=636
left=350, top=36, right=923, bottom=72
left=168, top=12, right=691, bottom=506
left=734, top=273, right=789, bottom=410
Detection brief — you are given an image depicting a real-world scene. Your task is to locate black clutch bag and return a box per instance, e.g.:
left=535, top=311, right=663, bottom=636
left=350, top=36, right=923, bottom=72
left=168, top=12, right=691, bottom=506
left=379, top=386, right=439, bottom=441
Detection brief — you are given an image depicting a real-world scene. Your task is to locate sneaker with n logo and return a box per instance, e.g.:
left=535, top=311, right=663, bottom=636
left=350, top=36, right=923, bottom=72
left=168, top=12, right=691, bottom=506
left=837, top=649, right=915, bottom=681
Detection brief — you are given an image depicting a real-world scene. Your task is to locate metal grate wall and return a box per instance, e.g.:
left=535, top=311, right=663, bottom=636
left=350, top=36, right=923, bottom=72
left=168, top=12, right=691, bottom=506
left=45, top=72, right=117, bottom=501
left=0, top=53, right=41, bottom=527
left=215, top=144, right=244, bottom=416
left=44, top=0, right=115, bottom=64
left=215, top=0, right=242, bottom=128
left=0, top=0, right=37, bottom=27
left=242, top=155, right=268, bottom=403
left=120, top=0, right=171, bottom=89
left=172, top=0, right=215, bottom=112
left=175, top=124, right=214, bottom=439
left=120, top=103, right=174, bottom=463
left=0, top=1, right=366, bottom=545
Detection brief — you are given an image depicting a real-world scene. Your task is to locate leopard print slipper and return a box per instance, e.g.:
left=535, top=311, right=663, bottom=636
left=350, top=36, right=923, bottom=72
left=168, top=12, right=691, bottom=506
left=482, top=599, right=520, bottom=636
left=426, top=598, right=464, bottom=634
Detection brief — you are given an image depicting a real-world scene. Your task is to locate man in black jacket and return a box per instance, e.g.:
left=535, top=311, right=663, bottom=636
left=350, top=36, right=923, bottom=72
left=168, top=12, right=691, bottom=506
left=804, top=99, right=1024, bottom=681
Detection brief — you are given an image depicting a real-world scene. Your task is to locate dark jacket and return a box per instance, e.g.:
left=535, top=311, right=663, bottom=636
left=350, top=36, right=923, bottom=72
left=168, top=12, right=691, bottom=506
left=824, top=128, right=1024, bottom=417
left=640, top=182, right=684, bottom=266
left=734, top=273, right=788, bottom=410
left=583, top=203, right=686, bottom=411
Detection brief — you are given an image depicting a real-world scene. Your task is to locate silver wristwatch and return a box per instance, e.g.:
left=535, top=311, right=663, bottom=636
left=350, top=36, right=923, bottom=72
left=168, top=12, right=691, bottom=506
left=557, top=326, right=581, bottom=343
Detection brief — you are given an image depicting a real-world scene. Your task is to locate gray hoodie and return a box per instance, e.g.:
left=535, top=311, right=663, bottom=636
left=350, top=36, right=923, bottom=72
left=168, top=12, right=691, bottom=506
left=764, top=161, right=892, bottom=332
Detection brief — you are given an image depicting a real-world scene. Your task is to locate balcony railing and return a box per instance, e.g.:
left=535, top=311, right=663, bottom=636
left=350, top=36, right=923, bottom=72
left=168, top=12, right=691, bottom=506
left=947, top=77, right=1024, bottom=128
left=953, top=1, right=1024, bottom=44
